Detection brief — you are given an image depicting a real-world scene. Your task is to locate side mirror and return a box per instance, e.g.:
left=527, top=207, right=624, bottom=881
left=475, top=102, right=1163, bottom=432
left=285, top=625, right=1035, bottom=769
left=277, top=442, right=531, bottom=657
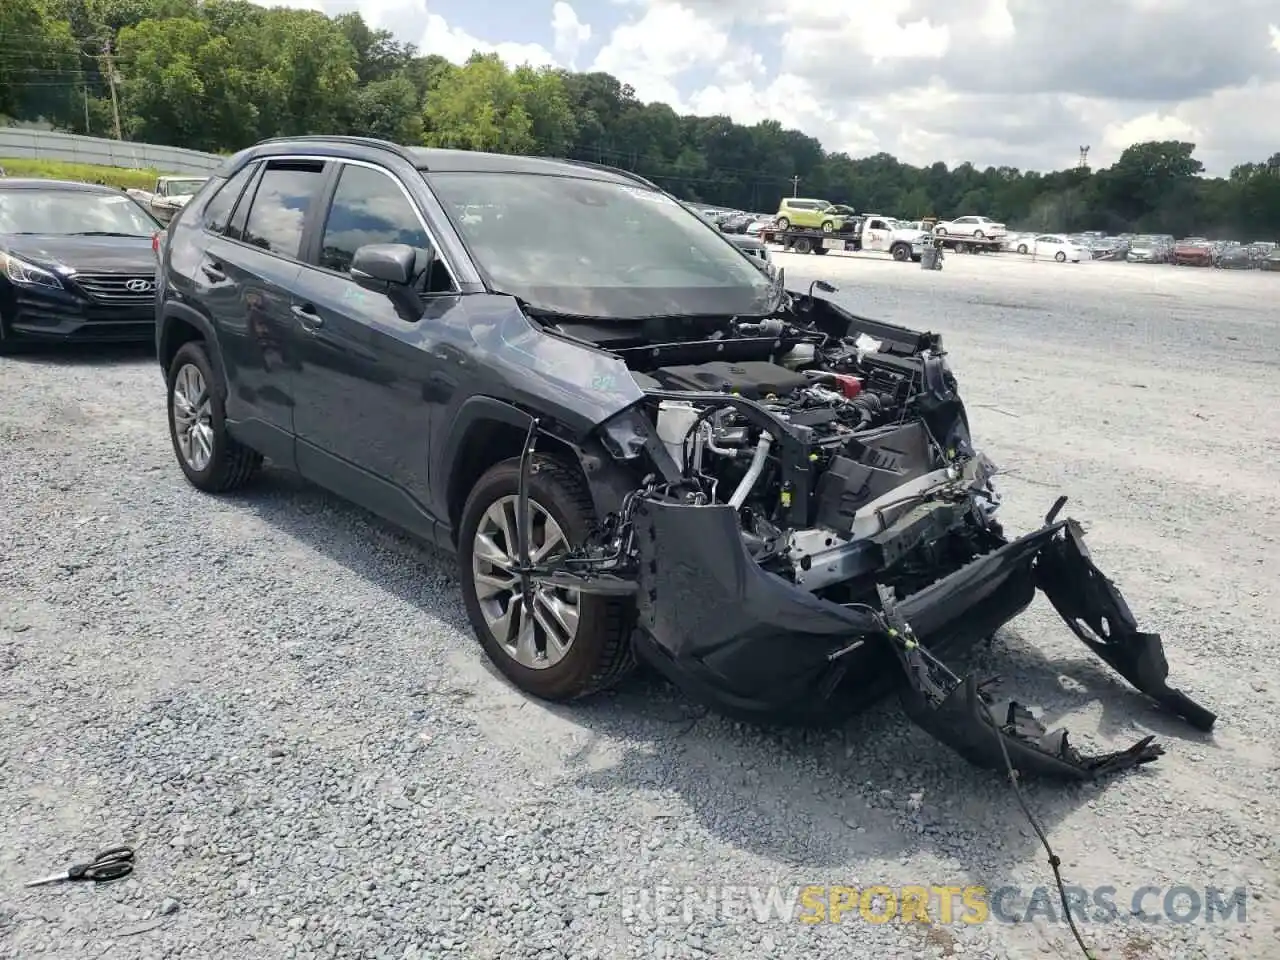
left=350, top=243, right=422, bottom=288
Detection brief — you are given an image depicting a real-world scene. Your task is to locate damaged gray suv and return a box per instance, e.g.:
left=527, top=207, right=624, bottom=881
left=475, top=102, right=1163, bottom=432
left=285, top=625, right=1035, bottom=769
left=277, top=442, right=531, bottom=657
left=156, top=136, right=1214, bottom=781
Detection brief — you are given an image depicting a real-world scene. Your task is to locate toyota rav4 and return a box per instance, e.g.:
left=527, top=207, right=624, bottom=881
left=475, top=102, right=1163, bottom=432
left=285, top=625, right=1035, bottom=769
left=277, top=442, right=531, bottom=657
left=155, top=136, right=1214, bottom=781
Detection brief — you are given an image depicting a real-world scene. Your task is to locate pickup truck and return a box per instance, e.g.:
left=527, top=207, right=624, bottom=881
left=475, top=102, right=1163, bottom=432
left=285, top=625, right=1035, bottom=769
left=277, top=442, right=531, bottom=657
left=126, top=175, right=209, bottom=224
left=769, top=214, right=929, bottom=261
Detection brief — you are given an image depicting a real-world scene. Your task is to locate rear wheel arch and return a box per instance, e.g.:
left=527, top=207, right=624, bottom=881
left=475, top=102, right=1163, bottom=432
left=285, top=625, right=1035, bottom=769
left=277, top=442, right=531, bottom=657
left=159, top=306, right=224, bottom=387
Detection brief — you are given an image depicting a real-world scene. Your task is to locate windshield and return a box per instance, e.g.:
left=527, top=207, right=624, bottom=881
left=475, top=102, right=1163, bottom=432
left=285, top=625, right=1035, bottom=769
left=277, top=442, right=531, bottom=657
left=0, top=189, right=158, bottom=236
left=165, top=179, right=206, bottom=195
left=427, top=171, right=777, bottom=319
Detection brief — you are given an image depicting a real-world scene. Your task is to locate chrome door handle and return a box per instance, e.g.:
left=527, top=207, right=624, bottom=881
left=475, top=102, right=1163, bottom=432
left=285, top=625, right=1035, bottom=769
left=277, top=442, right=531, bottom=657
left=291, top=304, right=323, bottom=330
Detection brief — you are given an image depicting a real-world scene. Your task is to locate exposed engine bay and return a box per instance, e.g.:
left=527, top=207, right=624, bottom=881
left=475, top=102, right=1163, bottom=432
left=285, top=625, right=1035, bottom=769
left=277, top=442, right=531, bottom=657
left=518, top=283, right=1216, bottom=781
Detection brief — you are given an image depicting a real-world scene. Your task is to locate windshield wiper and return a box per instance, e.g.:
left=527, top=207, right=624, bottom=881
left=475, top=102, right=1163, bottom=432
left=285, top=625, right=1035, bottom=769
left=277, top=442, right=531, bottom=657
left=68, top=231, right=149, bottom=237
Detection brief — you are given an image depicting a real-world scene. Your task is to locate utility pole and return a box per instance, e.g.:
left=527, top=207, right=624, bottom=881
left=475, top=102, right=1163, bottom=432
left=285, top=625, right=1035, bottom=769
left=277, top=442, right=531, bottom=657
left=83, top=84, right=90, bottom=134
left=790, top=175, right=800, bottom=197
left=101, top=39, right=124, bottom=141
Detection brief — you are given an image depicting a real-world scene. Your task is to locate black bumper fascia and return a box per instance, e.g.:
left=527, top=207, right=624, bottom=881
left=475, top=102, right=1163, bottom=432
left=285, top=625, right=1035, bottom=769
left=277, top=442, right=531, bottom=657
left=630, top=497, right=1216, bottom=778
left=630, top=498, right=1050, bottom=720
left=7, top=289, right=153, bottom=343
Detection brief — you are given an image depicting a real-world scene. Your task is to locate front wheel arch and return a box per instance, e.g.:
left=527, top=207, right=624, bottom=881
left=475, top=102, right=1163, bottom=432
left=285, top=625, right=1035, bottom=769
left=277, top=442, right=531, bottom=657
left=442, top=403, right=620, bottom=544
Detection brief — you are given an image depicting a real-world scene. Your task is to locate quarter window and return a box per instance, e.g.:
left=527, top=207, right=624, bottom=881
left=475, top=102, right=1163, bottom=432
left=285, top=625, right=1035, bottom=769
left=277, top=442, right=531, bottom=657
left=202, top=162, right=258, bottom=234
left=239, top=160, right=326, bottom=259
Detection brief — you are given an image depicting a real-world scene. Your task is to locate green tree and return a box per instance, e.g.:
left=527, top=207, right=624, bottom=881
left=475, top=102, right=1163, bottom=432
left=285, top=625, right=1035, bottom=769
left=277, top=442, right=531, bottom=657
left=1, top=2, right=1277, bottom=240
left=422, top=53, right=535, bottom=154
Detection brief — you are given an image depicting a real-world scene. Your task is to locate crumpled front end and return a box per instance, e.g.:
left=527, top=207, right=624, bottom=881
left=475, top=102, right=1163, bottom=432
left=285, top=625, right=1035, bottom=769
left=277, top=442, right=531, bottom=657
left=628, top=492, right=1214, bottom=780
left=517, top=288, right=1215, bottom=781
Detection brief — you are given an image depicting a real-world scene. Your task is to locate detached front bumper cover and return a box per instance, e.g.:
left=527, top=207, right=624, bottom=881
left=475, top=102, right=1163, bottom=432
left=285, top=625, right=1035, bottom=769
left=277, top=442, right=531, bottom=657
left=887, top=502, right=1216, bottom=780
left=532, top=472, right=1217, bottom=781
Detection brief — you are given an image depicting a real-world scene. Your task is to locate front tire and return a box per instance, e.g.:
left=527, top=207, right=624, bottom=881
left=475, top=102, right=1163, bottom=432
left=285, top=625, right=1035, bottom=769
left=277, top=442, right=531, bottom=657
left=820, top=220, right=834, bottom=233
left=891, top=243, right=911, bottom=262
left=458, top=455, right=635, bottom=701
left=1055, top=251, right=1067, bottom=262
left=166, top=340, right=262, bottom=492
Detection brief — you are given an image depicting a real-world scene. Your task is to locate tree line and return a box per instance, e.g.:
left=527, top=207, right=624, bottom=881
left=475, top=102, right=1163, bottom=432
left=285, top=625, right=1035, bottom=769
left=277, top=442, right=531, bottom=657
left=3, top=0, right=1280, bottom=238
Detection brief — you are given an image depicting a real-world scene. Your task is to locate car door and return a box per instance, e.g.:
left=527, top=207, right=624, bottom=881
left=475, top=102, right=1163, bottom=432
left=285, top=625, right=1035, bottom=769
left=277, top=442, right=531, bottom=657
left=1034, top=235, right=1058, bottom=257
left=865, top=218, right=890, bottom=251
left=288, top=160, right=462, bottom=541
left=195, top=158, right=330, bottom=461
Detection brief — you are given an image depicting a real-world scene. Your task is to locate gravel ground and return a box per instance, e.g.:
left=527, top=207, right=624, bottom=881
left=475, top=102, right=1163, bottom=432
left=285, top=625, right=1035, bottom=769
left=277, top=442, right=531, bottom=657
left=1, top=257, right=1277, bottom=960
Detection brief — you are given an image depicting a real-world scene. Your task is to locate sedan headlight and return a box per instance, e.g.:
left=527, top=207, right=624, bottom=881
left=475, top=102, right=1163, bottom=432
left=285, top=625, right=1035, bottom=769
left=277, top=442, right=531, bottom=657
left=0, top=251, right=64, bottom=290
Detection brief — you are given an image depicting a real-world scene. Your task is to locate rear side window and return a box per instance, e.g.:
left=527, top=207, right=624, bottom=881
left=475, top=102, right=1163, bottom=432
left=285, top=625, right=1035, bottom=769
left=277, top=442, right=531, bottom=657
left=201, top=163, right=258, bottom=234
left=239, top=160, right=326, bottom=259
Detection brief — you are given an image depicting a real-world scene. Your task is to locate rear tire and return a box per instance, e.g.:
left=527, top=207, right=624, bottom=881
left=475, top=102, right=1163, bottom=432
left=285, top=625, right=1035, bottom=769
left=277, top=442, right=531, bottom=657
left=973, top=230, right=985, bottom=239
left=812, top=246, right=829, bottom=255
left=1017, top=243, right=1028, bottom=255
left=458, top=455, right=635, bottom=701
left=935, top=227, right=948, bottom=236
left=166, top=340, right=262, bottom=492
left=793, top=237, right=813, bottom=254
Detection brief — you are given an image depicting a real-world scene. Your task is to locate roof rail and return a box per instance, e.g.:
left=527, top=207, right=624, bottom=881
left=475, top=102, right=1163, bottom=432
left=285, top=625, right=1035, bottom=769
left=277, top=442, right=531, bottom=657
left=251, top=135, right=414, bottom=162
left=558, top=157, right=661, bottom=191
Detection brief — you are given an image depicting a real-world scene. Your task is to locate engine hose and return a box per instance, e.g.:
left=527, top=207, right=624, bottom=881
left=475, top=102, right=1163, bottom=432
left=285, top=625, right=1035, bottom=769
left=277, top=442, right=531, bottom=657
left=728, top=434, right=773, bottom=509
left=847, top=392, right=885, bottom=429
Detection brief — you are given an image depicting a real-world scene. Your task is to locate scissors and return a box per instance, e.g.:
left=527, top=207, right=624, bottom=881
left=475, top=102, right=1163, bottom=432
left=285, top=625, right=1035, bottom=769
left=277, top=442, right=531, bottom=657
left=24, top=846, right=135, bottom=887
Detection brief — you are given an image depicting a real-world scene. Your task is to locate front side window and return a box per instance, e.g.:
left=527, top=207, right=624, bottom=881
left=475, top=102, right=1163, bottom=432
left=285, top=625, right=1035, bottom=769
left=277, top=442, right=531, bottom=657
left=427, top=171, right=777, bottom=320
left=0, top=189, right=158, bottom=236
left=239, top=161, right=326, bottom=259
left=318, top=165, right=431, bottom=275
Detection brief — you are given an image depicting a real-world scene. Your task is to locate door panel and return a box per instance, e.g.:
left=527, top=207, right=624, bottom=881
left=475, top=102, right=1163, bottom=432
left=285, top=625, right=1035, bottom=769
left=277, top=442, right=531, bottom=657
left=201, top=158, right=329, bottom=461
left=290, top=161, right=460, bottom=540
left=200, top=233, right=301, bottom=463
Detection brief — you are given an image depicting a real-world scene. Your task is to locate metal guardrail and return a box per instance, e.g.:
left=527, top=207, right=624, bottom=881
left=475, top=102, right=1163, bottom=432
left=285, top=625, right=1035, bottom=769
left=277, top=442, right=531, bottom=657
left=0, top=128, right=222, bottom=174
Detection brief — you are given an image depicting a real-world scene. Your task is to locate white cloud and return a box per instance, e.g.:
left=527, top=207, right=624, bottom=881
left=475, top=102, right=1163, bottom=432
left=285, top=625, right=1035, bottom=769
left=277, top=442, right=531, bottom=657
left=419, top=10, right=559, bottom=69
left=551, top=2, right=592, bottom=69
left=249, top=0, right=1280, bottom=175
left=589, top=2, right=728, bottom=107
left=1103, top=113, right=1200, bottom=154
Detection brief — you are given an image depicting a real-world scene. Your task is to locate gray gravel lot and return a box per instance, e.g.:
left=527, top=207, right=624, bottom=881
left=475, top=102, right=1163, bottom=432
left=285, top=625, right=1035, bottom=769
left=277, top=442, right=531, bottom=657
left=1, top=257, right=1277, bottom=960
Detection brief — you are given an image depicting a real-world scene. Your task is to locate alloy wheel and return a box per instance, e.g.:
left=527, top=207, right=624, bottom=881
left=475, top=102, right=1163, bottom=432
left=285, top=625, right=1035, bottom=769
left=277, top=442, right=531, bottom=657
left=172, top=362, right=214, bottom=472
left=472, top=495, right=581, bottom=670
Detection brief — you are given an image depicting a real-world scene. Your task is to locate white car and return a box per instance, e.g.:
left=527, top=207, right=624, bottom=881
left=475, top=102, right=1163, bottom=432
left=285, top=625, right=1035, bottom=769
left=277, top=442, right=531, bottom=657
left=1027, top=234, right=1089, bottom=262
left=934, top=215, right=1007, bottom=240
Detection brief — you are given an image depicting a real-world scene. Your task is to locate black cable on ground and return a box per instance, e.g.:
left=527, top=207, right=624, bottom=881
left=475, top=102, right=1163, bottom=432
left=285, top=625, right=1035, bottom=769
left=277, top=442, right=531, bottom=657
left=980, top=700, right=1095, bottom=960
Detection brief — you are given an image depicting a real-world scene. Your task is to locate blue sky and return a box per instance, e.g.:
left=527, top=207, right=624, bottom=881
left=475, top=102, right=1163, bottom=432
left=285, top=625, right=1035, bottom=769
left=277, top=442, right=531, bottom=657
left=259, top=1, right=1280, bottom=176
